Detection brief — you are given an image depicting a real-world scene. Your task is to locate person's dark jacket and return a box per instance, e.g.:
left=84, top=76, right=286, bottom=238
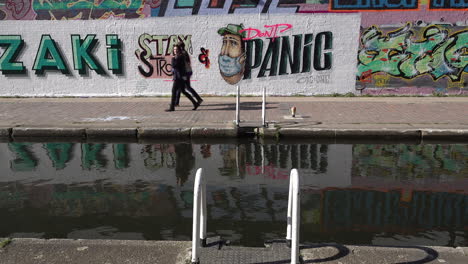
left=171, top=55, right=186, bottom=81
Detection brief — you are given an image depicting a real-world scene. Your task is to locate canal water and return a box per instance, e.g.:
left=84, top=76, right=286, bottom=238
left=0, top=141, right=466, bottom=247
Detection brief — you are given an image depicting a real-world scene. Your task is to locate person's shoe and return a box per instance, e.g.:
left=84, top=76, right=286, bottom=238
left=165, top=108, right=174, bottom=112
left=192, top=102, right=200, bottom=111
left=175, top=104, right=180, bottom=107
left=197, top=99, right=203, bottom=105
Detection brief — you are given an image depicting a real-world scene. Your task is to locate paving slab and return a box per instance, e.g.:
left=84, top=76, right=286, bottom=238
left=0, top=238, right=191, bottom=264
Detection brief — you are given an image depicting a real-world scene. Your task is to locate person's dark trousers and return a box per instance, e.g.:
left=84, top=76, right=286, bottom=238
left=175, top=79, right=202, bottom=105
left=185, top=77, right=203, bottom=103
left=171, top=79, right=198, bottom=110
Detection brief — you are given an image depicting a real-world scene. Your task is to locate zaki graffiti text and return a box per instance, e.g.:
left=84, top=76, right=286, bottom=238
left=0, top=34, right=122, bottom=75
left=357, top=24, right=468, bottom=82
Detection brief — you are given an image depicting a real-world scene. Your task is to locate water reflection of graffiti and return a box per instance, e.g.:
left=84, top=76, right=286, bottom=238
left=322, top=189, right=467, bottom=231
left=352, top=144, right=468, bottom=178
left=245, top=144, right=329, bottom=172
left=1, top=142, right=467, bottom=246
left=8, top=143, right=38, bottom=171
left=136, top=34, right=192, bottom=78
left=142, top=144, right=176, bottom=170
left=358, top=24, right=468, bottom=82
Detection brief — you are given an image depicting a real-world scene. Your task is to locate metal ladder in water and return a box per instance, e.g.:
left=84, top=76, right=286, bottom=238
left=190, top=168, right=301, bottom=264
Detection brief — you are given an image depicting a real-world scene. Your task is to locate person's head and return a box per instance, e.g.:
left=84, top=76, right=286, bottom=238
left=177, top=41, right=186, bottom=52
left=217, top=24, right=246, bottom=85
left=173, top=44, right=181, bottom=56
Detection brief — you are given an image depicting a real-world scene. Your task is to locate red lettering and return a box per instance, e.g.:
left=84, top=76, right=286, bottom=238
left=240, top=23, right=293, bottom=41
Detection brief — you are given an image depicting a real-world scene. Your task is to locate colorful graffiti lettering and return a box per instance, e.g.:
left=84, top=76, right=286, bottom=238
left=198, top=47, right=210, bottom=69
left=430, top=0, right=468, bottom=9
left=0, top=34, right=122, bottom=75
left=331, top=0, right=419, bottom=11
left=240, top=23, right=293, bottom=41
left=6, top=0, right=31, bottom=19
left=135, top=34, right=192, bottom=78
left=32, top=0, right=146, bottom=20
left=357, top=24, right=468, bottom=82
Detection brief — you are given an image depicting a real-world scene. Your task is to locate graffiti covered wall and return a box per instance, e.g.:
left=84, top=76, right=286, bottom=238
left=0, top=13, right=360, bottom=96
left=0, top=0, right=467, bottom=96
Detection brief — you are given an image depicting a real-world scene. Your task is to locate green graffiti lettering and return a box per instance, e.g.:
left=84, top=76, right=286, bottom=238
left=71, top=34, right=105, bottom=75
left=33, top=35, right=69, bottom=75
left=279, top=35, right=302, bottom=75
left=258, top=38, right=280, bottom=78
left=302, top=33, right=314, bottom=73
left=0, top=35, right=26, bottom=74
left=358, top=24, right=468, bottom=81
left=314, top=32, right=333, bottom=71
left=244, top=39, right=263, bottom=80
left=106, top=34, right=123, bottom=74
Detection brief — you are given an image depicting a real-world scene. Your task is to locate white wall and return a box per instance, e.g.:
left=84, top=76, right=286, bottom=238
left=0, top=14, right=361, bottom=96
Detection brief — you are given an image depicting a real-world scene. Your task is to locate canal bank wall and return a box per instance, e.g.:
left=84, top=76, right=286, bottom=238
left=1, top=238, right=467, bottom=264
left=0, top=2, right=467, bottom=96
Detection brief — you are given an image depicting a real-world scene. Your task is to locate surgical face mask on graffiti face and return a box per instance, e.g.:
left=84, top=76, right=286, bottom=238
left=218, top=53, right=244, bottom=77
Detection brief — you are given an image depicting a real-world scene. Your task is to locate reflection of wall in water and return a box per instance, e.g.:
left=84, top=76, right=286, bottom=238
left=321, top=189, right=468, bottom=232
left=352, top=144, right=468, bottom=179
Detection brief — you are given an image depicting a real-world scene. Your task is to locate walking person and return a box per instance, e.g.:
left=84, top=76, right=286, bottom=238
left=174, top=42, right=203, bottom=107
left=166, top=44, right=200, bottom=112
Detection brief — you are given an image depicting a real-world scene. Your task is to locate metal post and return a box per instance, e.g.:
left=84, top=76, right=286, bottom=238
left=262, top=86, right=266, bottom=127
left=191, top=168, right=204, bottom=264
left=236, top=85, right=240, bottom=126
left=287, top=169, right=300, bottom=264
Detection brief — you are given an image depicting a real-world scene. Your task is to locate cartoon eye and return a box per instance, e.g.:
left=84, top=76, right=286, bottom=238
left=230, top=40, right=238, bottom=47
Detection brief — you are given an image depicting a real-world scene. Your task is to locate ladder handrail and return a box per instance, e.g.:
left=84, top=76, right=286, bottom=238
left=286, top=169, right=300, bottom=264
left=191, top=168, right=207, bottom=264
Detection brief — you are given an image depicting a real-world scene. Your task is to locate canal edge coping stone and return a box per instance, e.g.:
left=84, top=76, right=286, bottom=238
left=11, top=127, right=85, bottom=139
left=138, top=127, right=191, bottom=139
left=1, top=127, right=468, bottom=141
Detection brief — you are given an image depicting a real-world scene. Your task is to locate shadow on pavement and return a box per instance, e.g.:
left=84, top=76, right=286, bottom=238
left=301, top=243, right=439, bottom=264
left=198, top=102, right=278, bottom=111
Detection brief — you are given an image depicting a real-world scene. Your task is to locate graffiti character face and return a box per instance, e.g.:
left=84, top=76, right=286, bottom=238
left=218, top=24, right=246, bottom=85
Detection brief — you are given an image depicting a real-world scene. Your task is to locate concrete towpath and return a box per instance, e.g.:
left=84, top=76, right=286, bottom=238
left=0, top=97, right=467, bottom=140
left=1, top=238, right=467, bottom=264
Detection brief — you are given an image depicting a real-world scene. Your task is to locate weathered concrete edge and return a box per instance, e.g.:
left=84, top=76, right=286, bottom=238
left=278, top=128, right=468, bottom=141
left=11, top=127, right=85, bottom=139
left=1, top=127, right=468, bottom=141
left=190, top=127, right=238, bottom=138
left=138, top=127, right=191, bottom=139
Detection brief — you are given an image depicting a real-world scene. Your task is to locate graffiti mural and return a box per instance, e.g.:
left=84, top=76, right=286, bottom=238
left=429, top=0, right=468, bottom=9
left=330, top=0, right=419, bottom=11
left=135, top=34, right=192, bottom=78
left=357, top=24, right=468, bottom=94
left=217, top=23, right=246, bottom=85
